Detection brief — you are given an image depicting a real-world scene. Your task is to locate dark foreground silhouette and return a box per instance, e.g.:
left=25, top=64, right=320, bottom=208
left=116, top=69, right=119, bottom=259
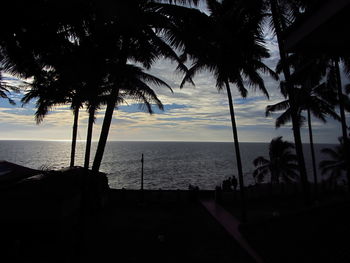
left=1, top=161, right=350, bottom=263
left=0, top=162, right=252, bottom=263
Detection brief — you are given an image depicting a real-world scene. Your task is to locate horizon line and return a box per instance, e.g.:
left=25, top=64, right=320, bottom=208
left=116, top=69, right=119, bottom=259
left=0, top=139, right=336, bottom=144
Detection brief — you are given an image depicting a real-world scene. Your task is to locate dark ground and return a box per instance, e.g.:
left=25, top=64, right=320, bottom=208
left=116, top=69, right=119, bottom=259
left=2, top=186, right=350, bottom=263
left=0, top=189, right=253, bottom=263
left=240, top=201, right=350, bottom=263
left=78, top=191, right=253, bottom=263
left=220, top=188, right=350, bottom=263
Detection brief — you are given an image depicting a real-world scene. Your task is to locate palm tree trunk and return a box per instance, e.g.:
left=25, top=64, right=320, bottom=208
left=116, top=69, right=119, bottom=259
left=70, top=107, right=80, bottom=167
left=84, top=106, right=95, bottom=169
left=334, top=57, right=348, bottom=139
left=92, top=89, right=119, bottom=172
left=225, top=80, right=247, bottom=222
left=270, top=0, right=310, bottom=204
left=307, top=108, right=318, bottom=197
left=334, top=59, right=350, bottom=192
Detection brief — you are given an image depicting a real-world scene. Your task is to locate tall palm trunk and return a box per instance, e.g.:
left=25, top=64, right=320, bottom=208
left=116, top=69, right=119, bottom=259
left=334, top=58, right=348, bottom=139
left=334, top=59, right=350, bottom=192
left=92, top=88, right=119, bottom=172
left=84, top=106, right=95, bottom=169
left=307, top=108, right=318, bottom=197
left=270, top=0, right=310, bottom=204
left=70, top=107, right=80, bottom=167
left=225, top=80, right=247, bottom=222
left=347, top=168, right=350, bottom=192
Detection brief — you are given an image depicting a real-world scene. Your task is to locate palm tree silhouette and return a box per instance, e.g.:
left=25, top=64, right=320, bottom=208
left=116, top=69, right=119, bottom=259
left=326, top=58, right=349, bottom=139
left=267, top=0, right=312, bottom=204
left=266, top=55, right=340, bottom=196
left=21, top=69, right=86, bottom=167
left=332, top=50, right=350, bottom=140
left=177, top=0, right=277, bottom=221
left=2, top=0, right=195, bottom=171
left=91, top=1, right=192, bottom=172
left=320, top=136, right=350, bottom=191
left=253, top=136, right=298, bottom=184
left=1, top=1, right=91, bottom=167
left=83, top=94, right=110, bottom=170
left=0, top=71, right=19, bottom=105
left=84, top=65, right=171, bottom=169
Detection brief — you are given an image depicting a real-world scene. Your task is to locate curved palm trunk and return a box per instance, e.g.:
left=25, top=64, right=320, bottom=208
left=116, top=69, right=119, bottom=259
left=84, top=106, right=95, bottom=169
left=92, top=89, right=119, bottom=172
left=225, top=80, right=247, bottom=222
left=334, top=58, right=348, bottom=139
left=307, top=108, right=318, bottom=197
left=270, top=0, right=310, bottom=204
left=70, top=107, right=80, bottom=167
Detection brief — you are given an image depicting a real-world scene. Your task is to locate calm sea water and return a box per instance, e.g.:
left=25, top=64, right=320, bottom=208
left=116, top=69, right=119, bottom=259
left=0, top=140, right=334, bottom=190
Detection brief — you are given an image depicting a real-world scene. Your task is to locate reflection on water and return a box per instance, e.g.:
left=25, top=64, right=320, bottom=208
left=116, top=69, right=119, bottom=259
left=0, top=140, right=334, bottom=190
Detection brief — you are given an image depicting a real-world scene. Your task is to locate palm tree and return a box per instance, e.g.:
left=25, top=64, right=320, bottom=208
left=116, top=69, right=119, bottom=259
left=253, top=136, right=298, bottom=184
left=21, top=71, right=66, bottom=123
left=92, top=63, right=172, bottom=171
left=90, top=1, right=192, bottom=172
left=327, top=58, right=349, bottom=139
left=320, top=136, right=350, bottom=191
left=266, top=0, right=350, bottom=202
left=84, top=92, right=124, bottom=169
left=1, top=0, right=195, bottom=172
left=267, top=55, right=340, bottom=196
left=84, top=105, right=96, bottom=169
left=267, top=0, right=311, bottom=204
left=21, top=68, right=86, bottom=167
left=175, top=0, right=277, bottom=221
left=84, top=99, right=105, bottom=170
left=1, top=1, right=90, bottom=168
left=83, top=65, right=171, bottom=169
left=69, top=95, right=84, bottom=167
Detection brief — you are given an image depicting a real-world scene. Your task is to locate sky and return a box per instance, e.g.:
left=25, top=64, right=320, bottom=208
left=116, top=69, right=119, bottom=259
left=0, top=6, right=348, bottom=143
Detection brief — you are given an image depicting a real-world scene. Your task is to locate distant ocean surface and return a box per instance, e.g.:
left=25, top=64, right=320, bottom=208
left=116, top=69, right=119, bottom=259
left=0, top=140, right=335, bottom=190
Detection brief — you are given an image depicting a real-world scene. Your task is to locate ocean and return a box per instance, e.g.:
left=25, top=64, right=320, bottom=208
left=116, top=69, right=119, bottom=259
left=0, top=140, right=335, bottom=190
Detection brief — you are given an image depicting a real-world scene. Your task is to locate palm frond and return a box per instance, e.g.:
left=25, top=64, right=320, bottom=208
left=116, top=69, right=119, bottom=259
left=180, top=62, right=203, bottom=88
left=234, top=75, right=248, bottom=98
left=275, top=108, right=293, bottom=128
left=265, top=100, right=289, bottom=117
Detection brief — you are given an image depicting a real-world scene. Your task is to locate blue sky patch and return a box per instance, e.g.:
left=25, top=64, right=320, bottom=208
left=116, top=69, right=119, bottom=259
left=204, top=124, right=230, bottom=130
left=2, top=108, right=35, bottom=116
left=234, top=97, right=262, bottom=105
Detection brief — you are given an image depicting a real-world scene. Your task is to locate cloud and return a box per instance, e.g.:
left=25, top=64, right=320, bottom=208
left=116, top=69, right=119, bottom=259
left=204, top=124, right=230, bottom=130
left=118, top=103, right=188, bottom=114
left=0, top=29, right=347, bottom=144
